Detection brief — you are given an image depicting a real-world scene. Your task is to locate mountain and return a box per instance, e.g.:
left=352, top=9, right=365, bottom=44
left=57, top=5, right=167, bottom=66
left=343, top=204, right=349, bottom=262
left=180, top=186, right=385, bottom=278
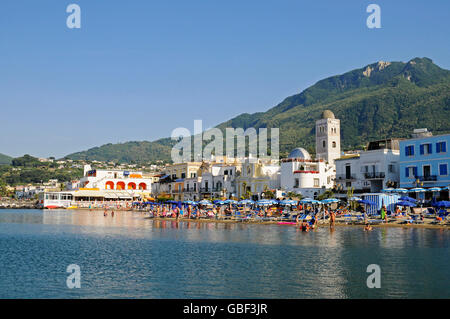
left=66, top=57, right=450, bottom=162
left=0, top=153, right=12, bottom=165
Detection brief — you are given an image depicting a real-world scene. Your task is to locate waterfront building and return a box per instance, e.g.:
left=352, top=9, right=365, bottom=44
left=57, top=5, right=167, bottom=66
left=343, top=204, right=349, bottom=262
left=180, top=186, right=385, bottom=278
left=79, top=165, right=153, bottom=193
left=335, top=139, right=400, bottom=193
left=280, top=110, right=339, bottom=198
left=280, top=147, right=335, bottom=198
left=38, top=189, right=138, bottom=209
left=235, top=157, right=280, bottom=200
left=315, top=110, right=341, bottom=165
left=399, top=129, right=450, bottom=196
left=198, top=162, right=237, bottom=199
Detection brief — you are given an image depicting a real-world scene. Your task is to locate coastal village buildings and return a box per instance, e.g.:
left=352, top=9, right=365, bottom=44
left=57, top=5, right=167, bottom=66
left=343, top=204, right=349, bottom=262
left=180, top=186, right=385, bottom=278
left=399, top=129, right=450, bottom=198
left=335, top=139, right=401, bottom=193
left=235, top=157, right=280, bottom=200
left=79, top=165, right=153, bottom=193
left=315, top=110, right=341, bottom=165
left=280, top=148, right=335, bottom=198
left=280, top=110, right=338, bottom=198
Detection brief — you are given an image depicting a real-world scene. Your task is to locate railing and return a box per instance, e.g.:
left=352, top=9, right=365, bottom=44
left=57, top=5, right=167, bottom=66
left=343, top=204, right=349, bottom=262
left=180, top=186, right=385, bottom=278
left=336, top=174, right=356, bottom=180
left=416, top=175, right=437, bottom=182
left=200, top=187, right=222, bottom=193
left=364, top=172, right=385, bottom=179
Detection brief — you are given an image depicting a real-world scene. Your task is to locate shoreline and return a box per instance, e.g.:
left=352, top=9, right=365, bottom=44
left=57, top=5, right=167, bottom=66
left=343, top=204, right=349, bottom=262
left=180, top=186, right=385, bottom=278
left=141, top=215, right=450, bottom=230
left=2, top=206, right=449, bottom=230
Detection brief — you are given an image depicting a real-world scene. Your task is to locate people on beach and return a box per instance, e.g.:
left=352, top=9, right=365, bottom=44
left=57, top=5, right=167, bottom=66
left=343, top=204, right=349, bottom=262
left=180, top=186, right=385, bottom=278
left=104, top=210, right=107, bottom=217
left=111, top=210, right=114, bottom=217
left=300, top=220, right=309, bottom=232
left=329, top=210, right=336, bottom=227
left=364, top=223, right=373, bottom=231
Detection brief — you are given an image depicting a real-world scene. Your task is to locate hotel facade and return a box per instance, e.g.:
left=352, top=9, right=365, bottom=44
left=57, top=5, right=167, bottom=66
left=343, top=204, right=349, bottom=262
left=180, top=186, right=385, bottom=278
left=399, top=131, right=450, bottom=189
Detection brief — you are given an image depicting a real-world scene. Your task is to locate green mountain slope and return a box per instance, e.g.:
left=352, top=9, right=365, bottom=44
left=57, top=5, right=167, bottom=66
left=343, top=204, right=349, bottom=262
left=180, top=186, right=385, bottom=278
left=66, top=57, right=450, bottom=162
left=0, top=153, right=12, bottom=165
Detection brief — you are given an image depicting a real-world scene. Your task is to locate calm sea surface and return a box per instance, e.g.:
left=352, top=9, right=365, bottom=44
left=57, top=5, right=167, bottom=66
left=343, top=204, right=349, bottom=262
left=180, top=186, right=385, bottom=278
left=0, top=209, right=449, bottom=298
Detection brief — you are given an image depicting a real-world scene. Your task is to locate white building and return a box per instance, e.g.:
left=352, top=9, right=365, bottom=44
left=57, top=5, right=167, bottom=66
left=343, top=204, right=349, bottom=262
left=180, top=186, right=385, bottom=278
left=316, top=110, right=341, bottom=165
left=79, top=165, right=153, bottom=194
left=280, top=110, right=339, bottom=198
left=281, top=148, right=335, bottom=198
left=335, top=139, right=400, bottom=193
left=235, top=158, right=280, bottom=200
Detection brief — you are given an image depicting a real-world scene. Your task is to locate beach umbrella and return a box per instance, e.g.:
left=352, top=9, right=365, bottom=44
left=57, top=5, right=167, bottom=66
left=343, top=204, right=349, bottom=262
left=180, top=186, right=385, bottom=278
left=442, top=186, right=450, bottom=191
left=238, top=199, right=255, bottom=205
left=279, top=199, right=298, bottom=206
left=198, top=199, right=212, bottom=205
left=224, top=199, right=238, bottom=205
left=428, top=187, right=442, bottom=192
left=433, top=201, right=450, bottom=208
left=393, top=188, right=409, bottom=193
left=349, top=196, right=362, bottom=201
left=321, top=198, right=339, bottom=203
left=396, top=201, right=417, bottom=207
left=213, top=200, right=226, bottom=205
left=399, top=196, right=417, bottom=202
left=381, top=188, right=395, bottom=193
left=256, top=199, right=276, bottom=206
left=183, top=200, right=197, bottom=205
left=300, top=198, right=314, bottom=203
left=410, top=188, right=426, bottom=193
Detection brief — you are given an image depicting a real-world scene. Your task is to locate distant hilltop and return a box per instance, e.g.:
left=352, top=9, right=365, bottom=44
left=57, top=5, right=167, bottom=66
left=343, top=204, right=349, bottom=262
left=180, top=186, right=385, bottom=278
left=66, top=57, right=450, bottom=163
left=0, top=153, right=12, bottom=165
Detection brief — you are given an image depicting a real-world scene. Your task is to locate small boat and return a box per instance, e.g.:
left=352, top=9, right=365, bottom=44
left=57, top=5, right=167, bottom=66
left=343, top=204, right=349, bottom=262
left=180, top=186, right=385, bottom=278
left=45, top=205, right=60, bottom=209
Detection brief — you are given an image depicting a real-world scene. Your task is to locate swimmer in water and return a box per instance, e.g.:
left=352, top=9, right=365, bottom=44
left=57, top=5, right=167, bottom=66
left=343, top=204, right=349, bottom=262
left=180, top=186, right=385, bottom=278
left=301, top=220, right=310, bottom=232
left=364, top=223, right=373, bottom=231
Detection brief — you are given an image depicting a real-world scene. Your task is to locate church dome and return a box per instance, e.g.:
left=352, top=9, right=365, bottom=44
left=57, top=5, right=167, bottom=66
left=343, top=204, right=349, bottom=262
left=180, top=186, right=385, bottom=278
left=322, top=110, right=335, bottom=119
left=288, top=148, right=311, bottom=160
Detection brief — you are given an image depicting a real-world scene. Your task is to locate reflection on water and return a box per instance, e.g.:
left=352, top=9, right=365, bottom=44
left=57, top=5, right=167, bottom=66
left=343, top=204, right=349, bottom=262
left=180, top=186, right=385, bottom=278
left=0, top=209, right=449, bottom=298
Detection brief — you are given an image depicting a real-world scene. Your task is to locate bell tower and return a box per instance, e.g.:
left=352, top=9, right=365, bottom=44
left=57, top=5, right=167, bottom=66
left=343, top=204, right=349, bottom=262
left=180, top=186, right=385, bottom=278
left=315, top=110, right=341, bottom=164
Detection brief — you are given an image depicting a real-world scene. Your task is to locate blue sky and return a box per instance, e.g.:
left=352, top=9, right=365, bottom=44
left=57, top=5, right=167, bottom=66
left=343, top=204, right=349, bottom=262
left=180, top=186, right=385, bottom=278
left=1, top=0, right=449, bottom=158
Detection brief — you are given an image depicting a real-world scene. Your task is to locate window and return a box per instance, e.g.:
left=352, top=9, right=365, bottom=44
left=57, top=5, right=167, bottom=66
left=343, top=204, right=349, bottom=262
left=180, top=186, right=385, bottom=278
left=322, top=141, right=326, bottom=148
left=439, top=164, right=448, bottom=176
left=420, top=143, right=432, bottom=155
left=193, top=183, right=197, bottom=191
left=423, top=165, right=431, bottom=177
left=294, top=178, right=299, bottom=188
left=332, top=141, right=336, bottom=148
left=405, top=166, right=417, bottom=178
left=314, top=178, right=319, bottom=187
left=346, top=182, right=351, bottom=187
left=181, top=173, right=186, bottom=179
left=224, top=170, right=228, bottom=175
left=436, top=142, right=447, bottom=153
left=405, top=145, right=414, bottom=156
left=388, top=164, right=395, bottom=173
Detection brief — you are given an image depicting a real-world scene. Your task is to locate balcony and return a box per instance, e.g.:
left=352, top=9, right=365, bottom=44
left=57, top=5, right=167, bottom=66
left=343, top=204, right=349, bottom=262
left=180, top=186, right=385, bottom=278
left=364, top=172, right=385, bottom=179
left=415, top=175, right=437, bottom=182
left=200, top=187, right=222, bottom=193
left=336, top=174, right=356, bottom=180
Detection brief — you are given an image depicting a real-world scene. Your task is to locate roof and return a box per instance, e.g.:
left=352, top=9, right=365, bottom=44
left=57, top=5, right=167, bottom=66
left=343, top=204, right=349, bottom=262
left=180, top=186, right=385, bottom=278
left=288, top=148, right=311, bottom=160
left=322, top=110, right=335, bottom=119
left=335, top=154, right=360, bottom=161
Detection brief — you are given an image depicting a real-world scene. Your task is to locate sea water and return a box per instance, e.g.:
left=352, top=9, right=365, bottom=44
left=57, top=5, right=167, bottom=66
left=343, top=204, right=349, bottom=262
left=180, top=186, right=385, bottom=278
left=0, top=209, right=448, bottom=298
